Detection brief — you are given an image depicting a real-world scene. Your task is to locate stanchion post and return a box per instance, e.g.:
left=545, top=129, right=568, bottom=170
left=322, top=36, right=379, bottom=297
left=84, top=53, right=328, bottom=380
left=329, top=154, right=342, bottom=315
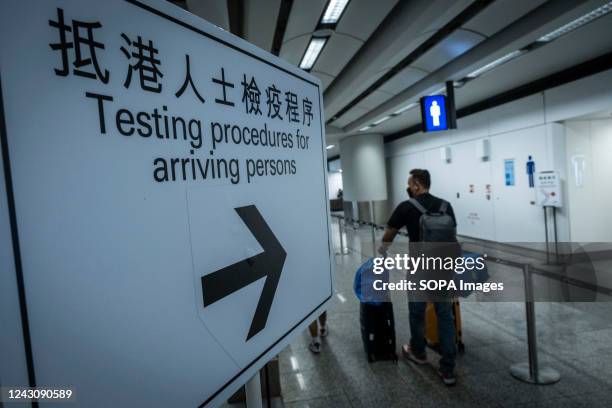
left=510, top=264, right=560, bottom=384
left=553, top=207, right=559, bottom=264
left=544, top=207, right=550, bottom=264
left=336, top=216, right=349, bottom=255
left=370, top=201, right=376, bottom=256
left=245, top=371, right=263, bottom=408
left=264, top=363, right=272, bottom=408
left=525, top=264, right=539, bottom=378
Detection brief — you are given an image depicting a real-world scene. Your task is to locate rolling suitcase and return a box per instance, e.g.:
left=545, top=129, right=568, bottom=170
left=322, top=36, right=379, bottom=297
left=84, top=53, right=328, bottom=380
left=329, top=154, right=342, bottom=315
left=360, top=302, right=397, bottom=362
left=354, top=258, right=396, bottom=362
left=425, top=300, right=464, bottom=354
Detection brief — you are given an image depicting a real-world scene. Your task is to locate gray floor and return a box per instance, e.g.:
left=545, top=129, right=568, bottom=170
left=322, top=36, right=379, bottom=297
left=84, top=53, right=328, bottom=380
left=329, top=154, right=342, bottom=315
left=230, top=219, right=612, bottom=408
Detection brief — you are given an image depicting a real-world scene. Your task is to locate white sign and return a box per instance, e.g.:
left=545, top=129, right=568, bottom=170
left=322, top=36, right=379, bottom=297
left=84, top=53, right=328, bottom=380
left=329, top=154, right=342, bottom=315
left=535, top=171, right=562, bottom=207
left=0, top=1, right=333, bottom=407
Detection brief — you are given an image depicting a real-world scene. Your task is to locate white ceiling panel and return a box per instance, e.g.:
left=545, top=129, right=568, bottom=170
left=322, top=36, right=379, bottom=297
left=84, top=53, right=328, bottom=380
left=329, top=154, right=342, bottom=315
left=186, top=0, right=229, bottom=30
left=310, top=70, right=335, bottom=91
left=268, top=0, right=612, bottom=144
left=333, top=106, right=370, bottom=128
left=244, top=0, right=281, bottom=52
left=314, top=34, right=363, bottom=77
left=378, top=66, right=429, bottom=95
left=323, top=0, right=474, bottom=118
left=413, top=29, right=485, bottom=73
left=369, top=108, right=422, bottom=135
left=455, top=12, right=612, bottom=109
left=378, top=11, right=612, bottom=136
left=573, top=110, right=612, bottom=120
left=416, top=0, right=473, bottom=34
left=463, top=0, right=548, bottom=37
left=335, top=0, right=398, bottom=41
left=354, top=89, right=394, bottom=110
left=279, top=34, right=311, bottom=66
left=379, top=0, right=472, bottom=69
left=282, top=0, right=327, bottom=44
left=327, top=67, right=387, bottom=102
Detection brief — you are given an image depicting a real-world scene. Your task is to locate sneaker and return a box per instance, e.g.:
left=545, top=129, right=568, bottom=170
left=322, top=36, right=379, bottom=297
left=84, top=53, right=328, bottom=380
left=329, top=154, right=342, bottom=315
left=401, top=344, right=427, bottom=365
left=437, top=370, right=457, bottom=386
left=308, top=340, right=321, bottom=354
left=320, top=326, right=328, bottom=338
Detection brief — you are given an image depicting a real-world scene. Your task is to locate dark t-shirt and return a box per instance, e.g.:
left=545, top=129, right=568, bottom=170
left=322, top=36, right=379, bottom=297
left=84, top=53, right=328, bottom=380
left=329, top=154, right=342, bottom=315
left=387, top=193, right=457, bottom=242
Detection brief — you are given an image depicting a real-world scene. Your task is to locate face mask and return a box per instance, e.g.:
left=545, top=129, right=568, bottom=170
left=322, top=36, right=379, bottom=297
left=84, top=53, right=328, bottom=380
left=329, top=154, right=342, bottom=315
left=406, top=187, right=414, bottom=198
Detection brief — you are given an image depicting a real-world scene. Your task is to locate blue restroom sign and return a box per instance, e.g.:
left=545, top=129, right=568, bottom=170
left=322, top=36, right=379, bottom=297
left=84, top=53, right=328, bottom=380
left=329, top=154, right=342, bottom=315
left=420, top=95, right=448, bottom=132
left=504, top=159, right=515, bottom=186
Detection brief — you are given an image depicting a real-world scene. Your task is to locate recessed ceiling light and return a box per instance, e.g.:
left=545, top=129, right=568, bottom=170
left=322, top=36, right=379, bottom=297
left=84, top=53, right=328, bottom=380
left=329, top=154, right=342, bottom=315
left=299, top=37, right=327, bottom=70
left=537, top=2, right=612, bottom=43
left=359, top=125, right=372, bottom=131
left=326, top=144, right=335, bottom=149
left=372, top=115, right=391, bottom=125
left=456, top=2, right=612, bottom=85
left=466, top=50, right=525, bottom=79
left=321, top=0, right=350, bottom=25
left=393, top=102, right=418, bottom=115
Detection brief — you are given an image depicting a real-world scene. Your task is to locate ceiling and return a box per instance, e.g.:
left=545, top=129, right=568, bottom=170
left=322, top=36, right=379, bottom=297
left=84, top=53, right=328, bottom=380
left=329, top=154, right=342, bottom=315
left=172, top=0, right=612, bottom=157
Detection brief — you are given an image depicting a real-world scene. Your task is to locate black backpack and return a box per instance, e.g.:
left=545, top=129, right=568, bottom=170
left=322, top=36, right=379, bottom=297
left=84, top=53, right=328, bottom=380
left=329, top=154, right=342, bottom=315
left=409, top=198, right=457, bottom=243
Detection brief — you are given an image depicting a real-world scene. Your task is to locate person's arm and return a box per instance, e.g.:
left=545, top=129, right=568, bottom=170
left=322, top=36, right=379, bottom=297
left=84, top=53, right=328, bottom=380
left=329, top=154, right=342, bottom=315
left=379, top=202, right=405, bottom=255
left=383, top=228, right=398, bottom=242
left=378, top=228, right=397, bottom=255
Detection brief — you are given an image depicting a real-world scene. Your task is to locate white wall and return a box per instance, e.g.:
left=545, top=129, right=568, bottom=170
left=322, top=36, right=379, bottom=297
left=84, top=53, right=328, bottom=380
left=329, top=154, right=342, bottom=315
left=565, top=118, right=612, bottom=242
left=386, top=94, right=563, bottom=242
left=327, top=171, right=343, bottom=199
left=385, top=68, right=612, bottom=243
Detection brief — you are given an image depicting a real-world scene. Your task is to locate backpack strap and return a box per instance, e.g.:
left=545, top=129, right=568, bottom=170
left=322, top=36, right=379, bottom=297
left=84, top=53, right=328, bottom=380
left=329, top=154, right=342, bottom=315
left=439, top=201, right=448, bottom=214
left=409, top=198, right=428, bottom=214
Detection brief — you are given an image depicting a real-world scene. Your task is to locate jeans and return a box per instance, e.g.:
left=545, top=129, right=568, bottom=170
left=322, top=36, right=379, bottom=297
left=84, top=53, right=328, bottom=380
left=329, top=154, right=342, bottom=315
left=408, top=300, right=456, bottom=374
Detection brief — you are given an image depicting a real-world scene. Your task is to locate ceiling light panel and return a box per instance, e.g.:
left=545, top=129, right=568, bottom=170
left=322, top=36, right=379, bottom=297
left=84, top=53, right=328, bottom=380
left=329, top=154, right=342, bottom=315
left=466, top=50, right=525, bottom=79
left=321, top=0, right=350, bottom=25
left=372, top=115, right=391, bottom=125
left=393, top=102, right=418, bottom=115
left=299, top=37, right=327, bottom=70
left=537, top=2, right=612, bottom=43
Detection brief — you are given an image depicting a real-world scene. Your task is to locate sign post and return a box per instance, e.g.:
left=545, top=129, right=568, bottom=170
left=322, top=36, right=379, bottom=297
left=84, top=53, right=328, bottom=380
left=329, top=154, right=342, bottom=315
left=536, top=171, right=562, bottom=264
left=0, top=1, right=334, bottom=407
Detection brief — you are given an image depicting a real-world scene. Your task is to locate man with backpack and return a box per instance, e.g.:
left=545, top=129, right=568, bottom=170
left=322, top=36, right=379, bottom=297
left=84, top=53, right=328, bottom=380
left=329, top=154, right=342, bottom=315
left=380, top=169, right=459, bottom=385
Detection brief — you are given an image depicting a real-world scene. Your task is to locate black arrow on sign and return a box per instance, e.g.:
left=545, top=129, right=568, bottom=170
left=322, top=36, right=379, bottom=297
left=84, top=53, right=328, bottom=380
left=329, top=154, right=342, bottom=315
left=201, top=205, right=287, bottom=341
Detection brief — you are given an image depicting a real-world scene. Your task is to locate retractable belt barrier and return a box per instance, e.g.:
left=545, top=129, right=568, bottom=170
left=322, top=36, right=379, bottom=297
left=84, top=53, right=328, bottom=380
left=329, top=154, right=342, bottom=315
left=330, top=215, right=612, bottom=385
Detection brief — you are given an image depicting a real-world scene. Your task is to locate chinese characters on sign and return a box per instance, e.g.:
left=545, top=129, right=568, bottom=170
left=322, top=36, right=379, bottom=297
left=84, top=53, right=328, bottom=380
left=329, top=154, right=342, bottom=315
left=48, top=7, right=317, bottom=185
left=50, top=7, right=314, bottom=122
left=49, top=8, right=109, bottom=83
